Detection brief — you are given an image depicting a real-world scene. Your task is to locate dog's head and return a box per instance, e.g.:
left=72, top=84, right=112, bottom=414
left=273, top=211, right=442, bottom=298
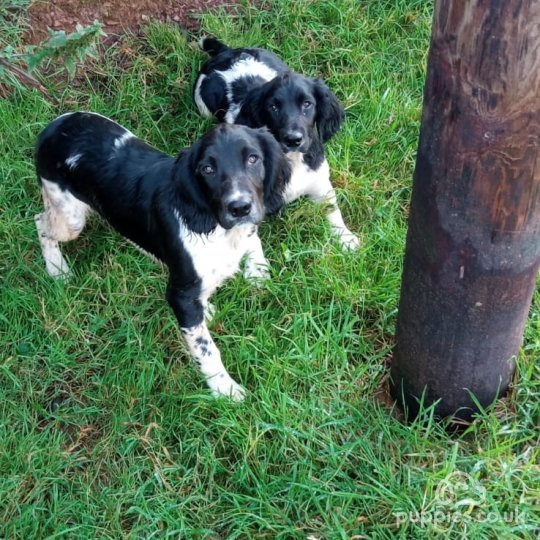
left=238, top=72, right=345, bottom=154
left=181, top=124, right=290, bottom=229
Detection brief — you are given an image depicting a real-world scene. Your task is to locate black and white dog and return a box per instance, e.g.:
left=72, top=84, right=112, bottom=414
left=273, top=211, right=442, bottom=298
left=193, top=36, right=359, bottom=251
left=34, top=112, right=290, bottom=400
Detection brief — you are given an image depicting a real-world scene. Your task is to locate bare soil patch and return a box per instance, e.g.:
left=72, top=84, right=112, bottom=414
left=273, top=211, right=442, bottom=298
left=26, top=0, right=237, bottom=43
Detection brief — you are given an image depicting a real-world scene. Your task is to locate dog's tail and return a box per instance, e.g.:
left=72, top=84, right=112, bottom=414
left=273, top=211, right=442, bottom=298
left=199, top=36, right=230, bottom=57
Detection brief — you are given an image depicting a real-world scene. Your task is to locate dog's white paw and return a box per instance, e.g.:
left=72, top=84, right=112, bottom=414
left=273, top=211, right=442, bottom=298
left=45, top=260, right=72, bottom=280
left=209, top=374, right=246, bottom=401
left=243, top=260, right=270, bottom=286
left=337, top=228, right=360, bottom=251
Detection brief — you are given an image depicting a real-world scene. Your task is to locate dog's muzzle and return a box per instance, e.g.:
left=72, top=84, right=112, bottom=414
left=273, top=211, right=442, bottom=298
left=227, top=197, right=252, bottom=219
left=283, top=130, right=304, bottom=149
left=220, top=190, right=263, bottom=229
left=281, top=129, right=310, bottom=153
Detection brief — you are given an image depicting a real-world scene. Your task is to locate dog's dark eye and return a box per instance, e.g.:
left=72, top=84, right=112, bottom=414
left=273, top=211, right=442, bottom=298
left=201, top=165, right=214, bottom=175
left=269, top=104, right=279, bottom=113
left=303, top=100, right=312, bottom=109
left=247, top=154, right=260, bottom=165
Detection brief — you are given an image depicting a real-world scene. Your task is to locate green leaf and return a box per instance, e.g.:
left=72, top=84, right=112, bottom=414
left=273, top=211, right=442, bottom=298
left=65, top=57, right=76, bottom=78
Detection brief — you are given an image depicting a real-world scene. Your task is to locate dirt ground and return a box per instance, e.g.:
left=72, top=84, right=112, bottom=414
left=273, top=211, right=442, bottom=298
left=26, top=0, right=238, bottom=43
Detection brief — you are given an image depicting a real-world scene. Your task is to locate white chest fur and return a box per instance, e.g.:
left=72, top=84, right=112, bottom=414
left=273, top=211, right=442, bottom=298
left=283, top=152, right=331, bottom=203
left=177, top=216, right=256, bottom=298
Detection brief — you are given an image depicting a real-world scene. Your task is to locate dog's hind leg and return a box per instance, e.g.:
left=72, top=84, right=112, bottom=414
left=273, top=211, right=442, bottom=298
left=35, top=178, right=89, bottom=279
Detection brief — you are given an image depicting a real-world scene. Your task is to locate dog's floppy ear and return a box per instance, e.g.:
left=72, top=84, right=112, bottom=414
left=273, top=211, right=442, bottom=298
left=174, top=140, right=207, bottom=207
left=256, top=128, right=291, bottom=215
left=236, top=73, right=286, bottom=129
left=235, top=85, right=268, bottom=128
left=172, top=139, right=217, bottom=233
left=312, top=78, right=345, bottom=143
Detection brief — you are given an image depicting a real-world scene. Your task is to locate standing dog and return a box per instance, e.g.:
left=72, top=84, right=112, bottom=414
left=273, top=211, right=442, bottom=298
left=194, top=36, right=360, bottom=252
left=34, top=112, right=290, bottom=399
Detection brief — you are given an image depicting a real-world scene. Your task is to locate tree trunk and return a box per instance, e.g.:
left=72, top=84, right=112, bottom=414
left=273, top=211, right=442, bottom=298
left=390, top=0, right=540, bottom=420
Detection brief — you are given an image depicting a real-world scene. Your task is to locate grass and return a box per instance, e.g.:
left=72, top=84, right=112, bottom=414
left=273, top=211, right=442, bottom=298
left=1, top=0, right=539, bottom=538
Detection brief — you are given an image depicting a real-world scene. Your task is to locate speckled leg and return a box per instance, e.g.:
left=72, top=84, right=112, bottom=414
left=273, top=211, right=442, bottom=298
left=182, top=323, right=246, bottom=400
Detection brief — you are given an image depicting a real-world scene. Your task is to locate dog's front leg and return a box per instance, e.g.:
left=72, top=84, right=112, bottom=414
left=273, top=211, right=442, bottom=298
left=166, top=281, right=246, bottom=400
left=306, top=160, right=360, bottom=250
left=243, top=227, right=270, bottom=284
left=182, top=323, right=246, bottom=400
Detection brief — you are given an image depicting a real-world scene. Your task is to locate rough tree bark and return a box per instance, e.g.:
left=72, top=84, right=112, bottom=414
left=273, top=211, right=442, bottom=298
left=391, top=0, right=540, bottom=420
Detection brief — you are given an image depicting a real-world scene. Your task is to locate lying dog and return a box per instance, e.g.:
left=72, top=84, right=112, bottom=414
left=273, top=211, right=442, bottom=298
left=34, top=112, right=290, bottom=399
left=194, top=36, right=360, bottom=251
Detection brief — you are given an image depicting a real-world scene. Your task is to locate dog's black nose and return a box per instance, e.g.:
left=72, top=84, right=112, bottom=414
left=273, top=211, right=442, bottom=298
left=284, top=131, right=303, bottom=148
left=228, top=199, right=252, bottom=218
